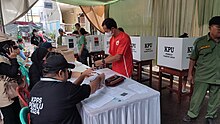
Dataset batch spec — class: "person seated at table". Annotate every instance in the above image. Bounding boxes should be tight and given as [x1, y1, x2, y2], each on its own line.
[29, 54, 105, 124]
[28, 47, 49, 90]
[17, 38, 26, 60]
[39, 42, 55, 52]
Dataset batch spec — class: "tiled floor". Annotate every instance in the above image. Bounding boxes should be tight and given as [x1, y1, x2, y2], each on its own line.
[140, 75, 220, 124]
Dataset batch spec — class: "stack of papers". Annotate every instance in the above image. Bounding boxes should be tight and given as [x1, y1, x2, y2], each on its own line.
[82, 87, 135, 109]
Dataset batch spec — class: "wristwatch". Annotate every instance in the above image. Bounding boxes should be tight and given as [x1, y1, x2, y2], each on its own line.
[102, 59, 105, 64]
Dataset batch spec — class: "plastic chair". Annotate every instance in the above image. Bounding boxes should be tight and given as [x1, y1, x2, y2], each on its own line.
[16, 86, 30, 107]
[19, 106, 31, 124]
[19, 62, 30, 86]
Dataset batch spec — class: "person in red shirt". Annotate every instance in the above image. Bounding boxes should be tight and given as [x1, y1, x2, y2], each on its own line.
[95, 18, 133, 77]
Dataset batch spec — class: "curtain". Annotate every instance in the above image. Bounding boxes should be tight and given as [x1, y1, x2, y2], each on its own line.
[1, 0, 38, 25]
[53, 0, 119, 6]
[80, 6, 106, 33]
[109, 0, 220, 37]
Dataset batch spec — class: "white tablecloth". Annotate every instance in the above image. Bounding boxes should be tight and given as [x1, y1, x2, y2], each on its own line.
[72, 64, 160, 124]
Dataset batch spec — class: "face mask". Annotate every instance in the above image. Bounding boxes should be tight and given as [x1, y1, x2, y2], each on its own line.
[105, 31, 113, 37]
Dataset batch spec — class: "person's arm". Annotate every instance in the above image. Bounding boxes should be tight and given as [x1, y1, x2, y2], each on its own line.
[0, 48, 19, 77]
[79, 44, 84, 56]
[19, 50, 26, 60]
[187, 59, 196, 84]
[187, 39, 198, 84]
[73, 68, 93, 85]
[89, 73, 105, 94]
[94, 54, 122, 67]
[73, 74, 87, 85]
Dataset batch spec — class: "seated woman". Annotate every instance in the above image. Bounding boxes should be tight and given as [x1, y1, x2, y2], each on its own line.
[29, 47, 48, 90]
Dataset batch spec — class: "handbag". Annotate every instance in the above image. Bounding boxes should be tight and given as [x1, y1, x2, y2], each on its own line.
[105, 75, 126, 87]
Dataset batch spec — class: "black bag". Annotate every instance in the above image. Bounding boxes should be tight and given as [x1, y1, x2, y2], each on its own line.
[105, 75, 126, 87]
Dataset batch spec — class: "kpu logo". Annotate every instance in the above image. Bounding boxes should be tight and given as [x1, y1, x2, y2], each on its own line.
[131, 43, 136, 48]
[145, 43, 152, 49]
[187, 47, 193, 53]
[164, 46, 174, 53]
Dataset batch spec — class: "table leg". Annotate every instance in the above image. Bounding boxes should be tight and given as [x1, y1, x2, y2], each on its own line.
[178, 75, 182, 103]
[149, 61, 152, 87]
[158, 68, 162, 92]
[137, 62, 142, 82]
[169, 75, 173, 94]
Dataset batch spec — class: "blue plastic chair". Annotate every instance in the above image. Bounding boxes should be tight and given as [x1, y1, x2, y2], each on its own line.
[19, 62, 30, 86]
[19, 106, 30, 124]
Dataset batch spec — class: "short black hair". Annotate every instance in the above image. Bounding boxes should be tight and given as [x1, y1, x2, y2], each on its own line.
[209, 16, 220, 26]
[17, 38, 23, 43]
[32, 29, 38, 35]
[102, 18, 117, 29]
[79, 28, 87, 35]
[58, 28, 64, 33]
[118, 27, 124, 32]
[75, 23, 80, 27]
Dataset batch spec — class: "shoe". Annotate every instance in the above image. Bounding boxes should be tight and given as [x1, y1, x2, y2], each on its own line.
[182, 115, 195, 122]
[206, 118, 215, 124]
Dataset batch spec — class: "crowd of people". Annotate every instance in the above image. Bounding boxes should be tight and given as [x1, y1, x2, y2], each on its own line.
[0, 16, 219, 124]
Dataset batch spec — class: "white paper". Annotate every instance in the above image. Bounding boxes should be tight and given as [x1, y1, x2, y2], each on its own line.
[128, 84, 149, 94]
[104, 87, 135, 100]
[82, 88, 114, 109]
[95, 68, 115, 79]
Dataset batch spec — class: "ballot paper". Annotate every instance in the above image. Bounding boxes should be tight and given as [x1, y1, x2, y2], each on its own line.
[95, 68, 115, 79]
[82, 88, 114, 109]
[127, 84, 149, 94]
[104, 87, 135, 100]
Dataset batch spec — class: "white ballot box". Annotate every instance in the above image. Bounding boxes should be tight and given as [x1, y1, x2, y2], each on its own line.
[86, 35, 103, 52]
[62, 36, 78, 54]
[130, 36, 157, 61]
[103, 35, 111, 55]
[157, 37, 197, 70]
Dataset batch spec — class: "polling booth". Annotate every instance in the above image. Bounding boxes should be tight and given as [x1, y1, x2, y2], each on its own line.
[62, 36, 79, 54]
[130, 36, 157, 61]
[103, 35, 111, 55]
[157, 37, 197, 103]
[86, 35, 103, 52]
[85, 35, 105, 67]
[130, 36, 157, 84]
[157, 37, 196, 70]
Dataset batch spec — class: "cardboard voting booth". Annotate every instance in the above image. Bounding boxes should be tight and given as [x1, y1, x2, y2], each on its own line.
[157, 37, 197, 70]
[103, 35, 111, 55]
[86, 35, 103, 52]
[130, 36, 157, 61]
[62, 50, 75, 63]
[56, 45, 68, 51]
[62, 36, 78, 54]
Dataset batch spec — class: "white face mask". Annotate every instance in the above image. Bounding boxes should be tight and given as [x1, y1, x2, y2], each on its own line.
[105, 31, 113, 37]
